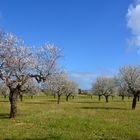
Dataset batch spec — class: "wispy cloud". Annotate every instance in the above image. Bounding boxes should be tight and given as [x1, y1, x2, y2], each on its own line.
[68, 72, 97, 89]
[68, 69, 117, 90]
[127, 0, 140, 52]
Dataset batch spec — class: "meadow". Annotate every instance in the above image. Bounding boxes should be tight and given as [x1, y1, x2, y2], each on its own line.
[0, 95, 140, 140]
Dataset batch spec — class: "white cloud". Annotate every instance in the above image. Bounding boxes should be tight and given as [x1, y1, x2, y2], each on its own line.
[127, 0, 140, 51]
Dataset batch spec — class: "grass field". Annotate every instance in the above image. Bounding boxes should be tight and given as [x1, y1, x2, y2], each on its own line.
[0, 95, 140, 140]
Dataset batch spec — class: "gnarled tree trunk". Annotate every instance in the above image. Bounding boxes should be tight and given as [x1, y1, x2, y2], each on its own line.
[132, 95, 137, 110]
[9, 89, 18, 118]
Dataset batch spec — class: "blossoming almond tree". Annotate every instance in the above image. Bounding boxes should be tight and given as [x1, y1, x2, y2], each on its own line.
[45, 73, 68, 104]
[64, 80, 78, 102]
[0, 31, 62, 118]
[30, 44, 62, 83]
[0, 32, 33, 118]
[92, 77, 115, 102]
[117, 65, 140, 109]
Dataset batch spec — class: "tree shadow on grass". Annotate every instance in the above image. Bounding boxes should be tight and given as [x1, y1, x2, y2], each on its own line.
[78, 106, 130, 110]
[77, 100, 132, 104]
[4, 136, 63, 140]
[47, 99, 58, 102]
[0, 113, 9, 119]
[110, 100, 132, 103]
[76, 101, 103, 104]
[24, 101, 50, 105]
[24, 99, 66, 105]
[4, 138, 49, 140]
[0, 100, 9, 102]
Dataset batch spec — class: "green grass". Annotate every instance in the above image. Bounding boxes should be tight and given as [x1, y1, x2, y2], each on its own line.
[0, 95, 140, 140]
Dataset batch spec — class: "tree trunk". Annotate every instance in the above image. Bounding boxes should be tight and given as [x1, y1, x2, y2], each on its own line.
[91, 96, 92, 99]
[132, 95, 137, 110]
[72, 96, 74, 99]
[4, 95, 6, 99]
[31, 96, 33, 99]
[122, 95, 124, 101]
[99, 95, 101, 101]
[66, 95, 69, 102]
[57, 95, 60, 104]
[138, 96, 140, 102]
[9, 90, 18, 118]
[19, 94, 23, 102]
[105, 96, 108, 103]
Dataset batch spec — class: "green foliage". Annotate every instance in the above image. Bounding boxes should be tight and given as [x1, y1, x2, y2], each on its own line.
[0, 95, 140, 140]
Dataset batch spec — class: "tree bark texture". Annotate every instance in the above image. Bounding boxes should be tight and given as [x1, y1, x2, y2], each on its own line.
[9, 89, 18, 118]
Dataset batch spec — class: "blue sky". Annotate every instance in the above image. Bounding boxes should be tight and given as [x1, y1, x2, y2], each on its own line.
[0, 0, 140, 89]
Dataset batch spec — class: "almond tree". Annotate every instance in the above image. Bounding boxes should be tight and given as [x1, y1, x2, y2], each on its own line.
[45, 73, 67, 104]
[92, 77, 115, 102]
[114, 76, 128, 101]
[117, 65, 140, 109]
[64, 80, 78, 102]
[0, 31, 62, 118]
[0, 32, 33, 118]
[92, 78, 103, 101]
